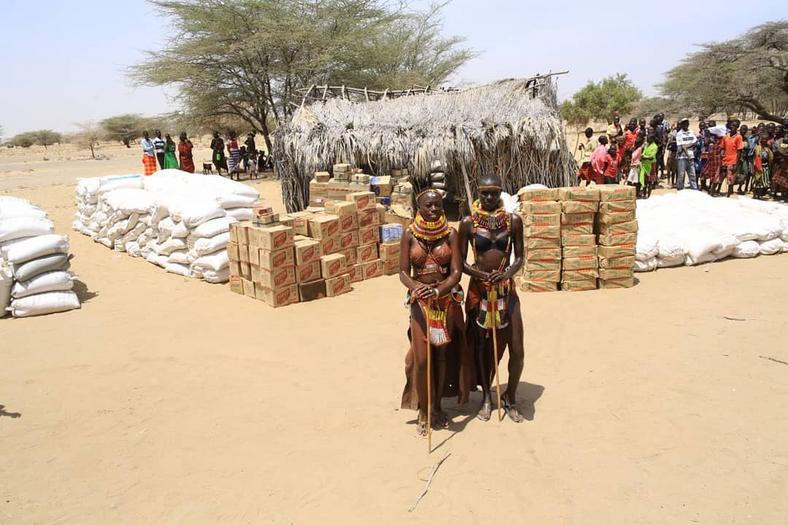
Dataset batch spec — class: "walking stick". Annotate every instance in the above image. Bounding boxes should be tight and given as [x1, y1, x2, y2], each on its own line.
[425, 299, 432, 453]
[489, 287, 503, 422]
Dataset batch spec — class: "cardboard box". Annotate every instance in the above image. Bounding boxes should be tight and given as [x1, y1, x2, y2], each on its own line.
[370, 175, 393, 197]
[525, 247, 561, 261]
[597, 232, 637, 246]
[356, 243, 379, 264]
[562, 233, 597, 247]
[598, 255, 635, 269]
[325, 200, 357, 216]
[599, 276, 635, 289]
[517, 187, 559, 201]
[338, 230, 359, 250]
[525, 236, 561, 250]
[562, 245, 598, 258]
[346, 191, 376, 210]
[359, 225, 381, 245]
[241, 278, 256, 297]
[308, 214, 340, 239]
[561, 200, 599, 213]
[333, 163, 351, 173]
[597, 244, 636, 258]
[309, 179, 329, 197]
[599, 200, 637, 213]
[562, 223, 594, 235]
[240, 262, 252, 280]
[561, 268, 599, 280]
[247, 246, 260, 267]
[384, 209, 413, 230]
[524, 259, 561, 272]
[597, 185, 637, 201]
[596, 220, 638, 235]
[348, 263, 363, 283]
[362, 259, 384, 280]
[320, 253, 347, 279]
[326, 273, 352, 297]
[337, 212, 358, 232]
[339, 247, 357, 266]
[229, 260, 241, 277]
[523, 224, 560, 239]
[597, 210, 636, 225]
[558, 187, 600, 201]
[561, 212, 596, 225]
[314, 171, 331, 183]
[376, 203, 387, 225]
[252, 265, 296, 290]
[255, 212, 278, 224]
[248, 225, 294, 251]
[227, 240, 240, 261]
[515, 278, 559, 292]
[317, 235, 341, 256]
[379, 241, 400, 261]
[524, 214, 560, 227]
[232, 221, 251, 245]
[256, 284, 299, 307]
[289, 211, 313, 236]
[229, 223, 240, 243]
[562, 256, 599, 270]
[521, 269, 560, 282]
[294, 239, 320, 265]
[229, 275, 243, 295]
[520, 201, 561, 215]
[278, 215, 294, 229]
[379, 223, 403, 243]
[239, 244, 250, 263]
[257, 247, 295, 271]
[358, 208, 381, 228]
[299, 279, 327, 302]
[296, 260, 322, 283]
[560, 278, 598, 291]
[598, 267, 635, 280]
[383, 257, 399, 275]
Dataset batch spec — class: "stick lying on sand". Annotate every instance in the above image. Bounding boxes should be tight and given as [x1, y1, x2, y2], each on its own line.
[409, 453, 451, 512]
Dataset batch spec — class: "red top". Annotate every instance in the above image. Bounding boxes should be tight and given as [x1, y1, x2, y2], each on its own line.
[721, 134, 742, 166]
[603, 154, 618, 179]
[624, 130, 638, 150]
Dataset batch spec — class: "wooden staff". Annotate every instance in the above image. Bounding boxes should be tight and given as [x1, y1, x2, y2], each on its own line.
[489, 287, 503, 422]
[425, 299, 433, 453]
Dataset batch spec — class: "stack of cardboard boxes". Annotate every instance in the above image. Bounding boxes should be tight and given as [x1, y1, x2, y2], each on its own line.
[596, 186, 637, 289]
[558, 187, 600, 292]
[516, 187, 562, 292]
[514, 185, 637, 292]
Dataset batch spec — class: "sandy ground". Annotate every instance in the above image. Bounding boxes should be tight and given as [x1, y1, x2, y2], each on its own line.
[1, 143, 787, 524]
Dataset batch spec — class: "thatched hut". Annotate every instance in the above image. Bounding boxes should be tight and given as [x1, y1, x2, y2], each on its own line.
[273, 76, 576, 213]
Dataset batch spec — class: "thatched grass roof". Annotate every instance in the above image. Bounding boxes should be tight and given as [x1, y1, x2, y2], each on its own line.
[273, 77, 576, 212]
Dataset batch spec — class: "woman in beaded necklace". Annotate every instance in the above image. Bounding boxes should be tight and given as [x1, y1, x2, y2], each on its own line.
[459, 173, 526, 423]
[399, 188, 472, 436]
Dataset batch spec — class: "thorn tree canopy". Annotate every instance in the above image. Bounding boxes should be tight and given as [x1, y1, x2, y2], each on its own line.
[660, 21, 788, 124]
[560, 74, 642, 126]
[131, 0, 473, 152]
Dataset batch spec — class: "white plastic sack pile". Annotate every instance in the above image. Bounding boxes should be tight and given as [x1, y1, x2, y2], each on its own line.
[72, 169, 259, 283]
[0, 197, 80, 318]
[634, 190, 788, 272]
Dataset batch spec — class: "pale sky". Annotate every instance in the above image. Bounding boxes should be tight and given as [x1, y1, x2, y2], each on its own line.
[1, 0, 784, 137]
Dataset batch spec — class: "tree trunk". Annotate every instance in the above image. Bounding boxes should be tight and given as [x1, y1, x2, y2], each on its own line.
[743, 97, 787, 124]
[89, 144, 95, 159]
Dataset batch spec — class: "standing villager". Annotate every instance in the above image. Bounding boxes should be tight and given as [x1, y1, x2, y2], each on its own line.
[675, 118, 698, 190]
[771, 137, 788, 201]
[590, 135, 610, 185]
[694, 122, 706, 180]
[736, 125, 756, 194]
[751, 133, 773, 199]
[576, 127, 596, 183]
[163, 134, 179, 169]
[639, 135, 658, 199]
[177, 132, 195, 173]
[666, 125, 678, 187]
[620, 119, 638, 176]
[606, 116, 623, 143]
[400, 189, 471, 435]
[210, 131, 227, 175]
[720, 122, 743, 197]
[152, 130, 166, 170]
[603, 144, 618, 184]
[141, 131, 157, 176]
[654, 114, 668, 179]
[704, 131, 725, 195]
[627, 136, 645, 193]
[459, 174, 526, 422]
[244, 132, 257, 157]
[226, 131, 241, 180]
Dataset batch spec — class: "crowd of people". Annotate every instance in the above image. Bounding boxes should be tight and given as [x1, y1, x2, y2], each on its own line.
[140, 129, 271, 178]
[577, 115, 788, 201]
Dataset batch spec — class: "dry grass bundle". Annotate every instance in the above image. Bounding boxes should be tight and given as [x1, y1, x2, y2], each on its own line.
[273, 77, 576, 212]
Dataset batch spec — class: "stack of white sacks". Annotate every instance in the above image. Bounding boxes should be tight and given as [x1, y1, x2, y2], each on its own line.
[0, 197, 81, 318]
[634, 191, 788, 271]
[72, 169, 258, 283]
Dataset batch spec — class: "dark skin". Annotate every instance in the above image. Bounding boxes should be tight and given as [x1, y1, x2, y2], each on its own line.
[399, 192, 463, 435]
[459, 174, 525, 422]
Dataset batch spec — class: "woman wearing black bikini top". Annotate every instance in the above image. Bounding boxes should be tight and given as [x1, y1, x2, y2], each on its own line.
[459, 173, 526, 422]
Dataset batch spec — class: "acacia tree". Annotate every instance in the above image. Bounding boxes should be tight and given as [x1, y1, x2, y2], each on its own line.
[73, 123, 104, 159]
[33, 130, 62, 149]
[560, 74, 642, 126]
[132, 0, 472, 152]
[100, 114, 148, 147]
[660, 21, 788, 123]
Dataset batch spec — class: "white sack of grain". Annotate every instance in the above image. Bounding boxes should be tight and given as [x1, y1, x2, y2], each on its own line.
[9, 290, 81, 318]
[12, 271, 73, 299]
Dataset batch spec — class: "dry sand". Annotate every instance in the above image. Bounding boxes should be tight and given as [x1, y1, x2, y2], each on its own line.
[1, 143, 787, 524]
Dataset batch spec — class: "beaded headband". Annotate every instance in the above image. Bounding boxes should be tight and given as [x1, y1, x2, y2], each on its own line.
[416, 188, 441, 202]
[478, 185, 502, 191]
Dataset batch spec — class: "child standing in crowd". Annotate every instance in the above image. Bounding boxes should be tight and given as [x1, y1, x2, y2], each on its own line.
[704, 133, 725, 196]
[720, 121, 743, 197]
[639, 135, 658, 199]
[603, 144, 619, 184]
[590, 135, 610, 185]
[751, 133, 773, 199]
[627, 137, 644, 194]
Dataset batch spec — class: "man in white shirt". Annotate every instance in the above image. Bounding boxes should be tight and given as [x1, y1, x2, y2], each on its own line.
[152, 130, 166, 169]
[675, 118, 698, 190]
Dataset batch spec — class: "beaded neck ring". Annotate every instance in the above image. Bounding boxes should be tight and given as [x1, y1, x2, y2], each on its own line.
[471, 198, 509, 231]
